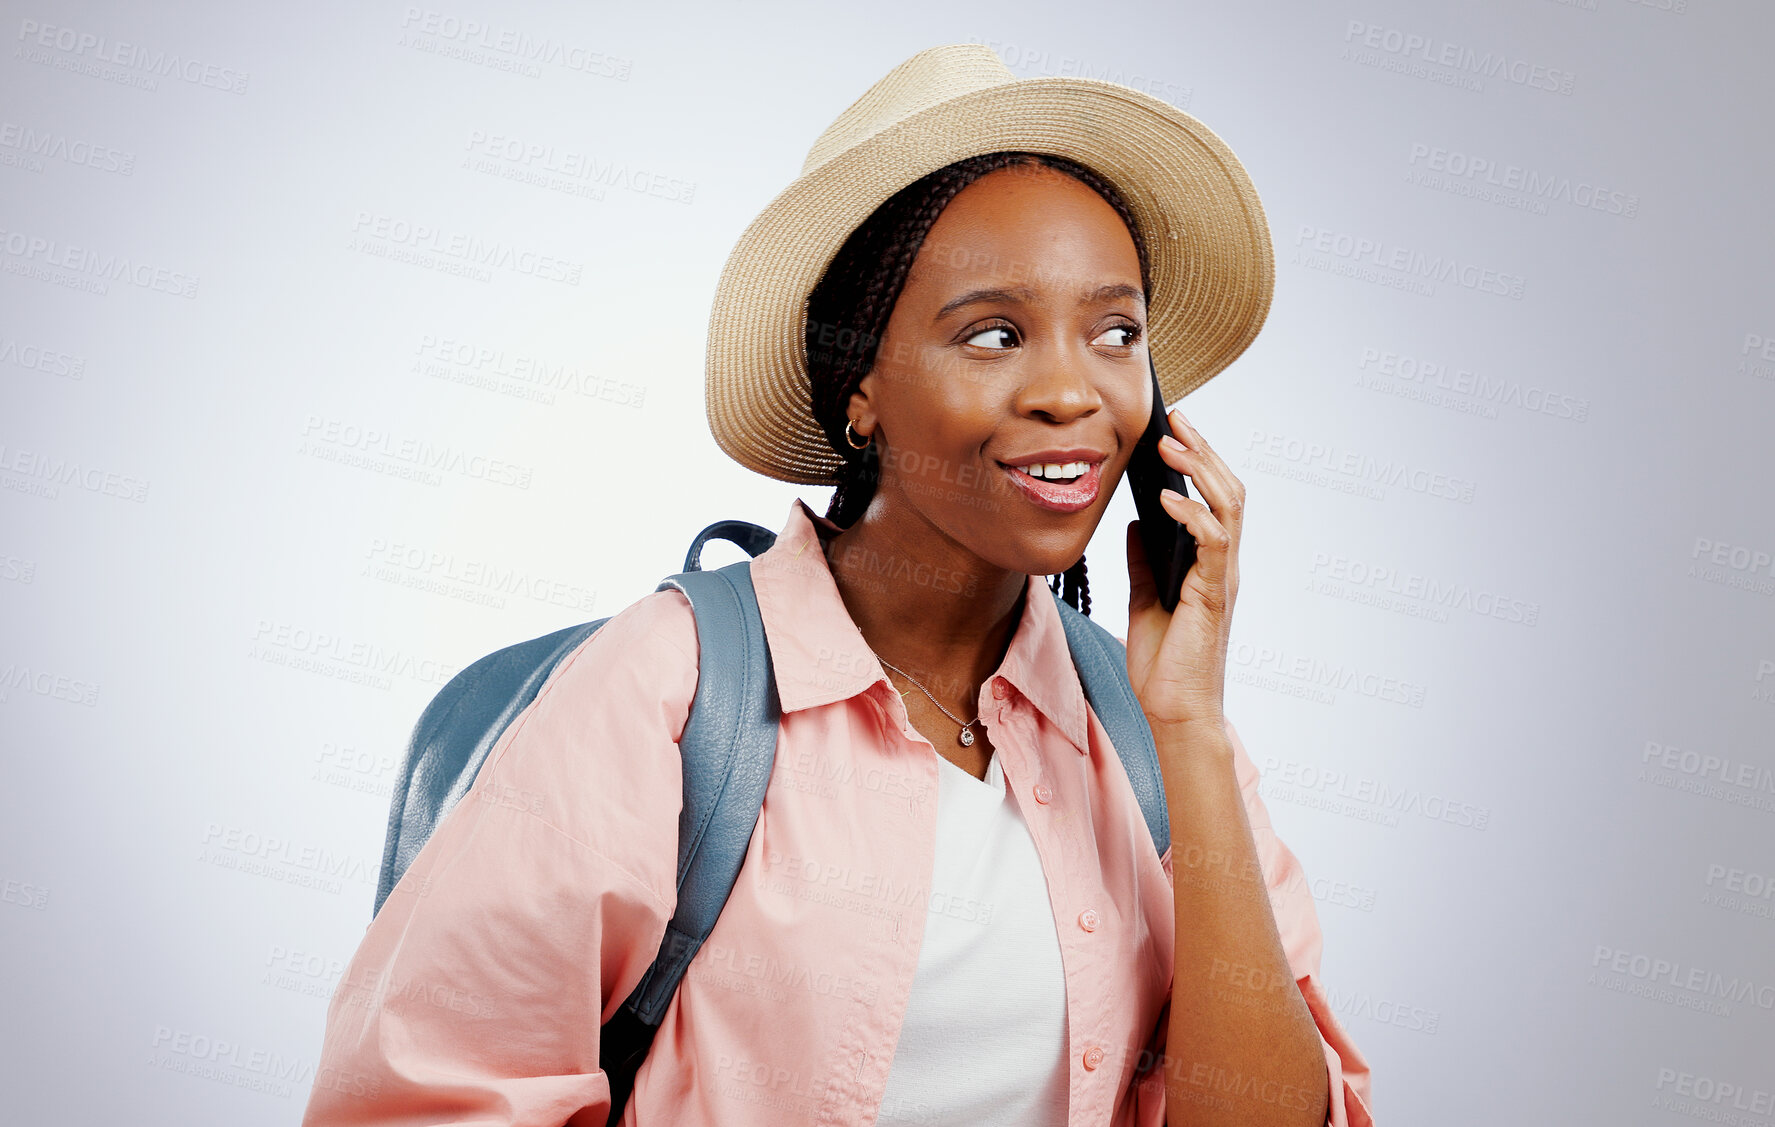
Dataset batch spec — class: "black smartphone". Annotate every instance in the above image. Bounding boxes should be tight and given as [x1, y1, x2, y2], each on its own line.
[1123, 354, 1197, 612]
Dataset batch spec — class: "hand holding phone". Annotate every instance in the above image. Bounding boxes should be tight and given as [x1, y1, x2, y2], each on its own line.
[1123, 355, 1198, 612]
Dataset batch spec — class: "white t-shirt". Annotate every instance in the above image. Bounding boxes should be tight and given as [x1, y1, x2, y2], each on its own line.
[873, 748, 1070, 1126]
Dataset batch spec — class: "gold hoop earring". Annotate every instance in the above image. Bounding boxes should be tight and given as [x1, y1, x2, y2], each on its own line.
[844, 420, 871, 450]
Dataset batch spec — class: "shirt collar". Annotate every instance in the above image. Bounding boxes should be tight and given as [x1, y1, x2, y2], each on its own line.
[748, 499, 1092, 755]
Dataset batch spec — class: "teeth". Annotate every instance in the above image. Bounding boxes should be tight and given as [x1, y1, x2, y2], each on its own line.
[1017, 461, 1090, 481]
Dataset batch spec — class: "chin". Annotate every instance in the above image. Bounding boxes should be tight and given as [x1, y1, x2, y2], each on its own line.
[997, 529, 1100, 579]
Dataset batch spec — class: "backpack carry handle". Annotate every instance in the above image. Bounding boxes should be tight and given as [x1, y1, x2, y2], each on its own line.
[683, 520, 777, 571]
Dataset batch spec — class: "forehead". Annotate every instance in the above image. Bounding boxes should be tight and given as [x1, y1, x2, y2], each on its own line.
[906, 165, 1144, 297]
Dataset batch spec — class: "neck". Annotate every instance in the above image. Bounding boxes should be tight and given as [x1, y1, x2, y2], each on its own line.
[817, 496, 1027, 710]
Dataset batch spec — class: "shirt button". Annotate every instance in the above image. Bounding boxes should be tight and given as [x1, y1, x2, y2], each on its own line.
[1032, 783, 1053, 804]
[1082, 1045, 1105, 1071]
[991, 678, 1011, 700]
[1078, 909, 1100, 932]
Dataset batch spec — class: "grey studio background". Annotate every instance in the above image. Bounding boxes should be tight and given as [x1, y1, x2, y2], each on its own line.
[3, 1, 1772, 1123]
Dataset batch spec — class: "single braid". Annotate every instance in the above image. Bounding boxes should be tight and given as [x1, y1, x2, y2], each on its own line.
[1064, 554, 1091, 618]
[805, 151, 1151, 616]
[1045, 555, 1090, 617]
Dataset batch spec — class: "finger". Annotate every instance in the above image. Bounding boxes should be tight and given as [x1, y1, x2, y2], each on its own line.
[1164, 431, 1249, 550]
[1167, 409, 1243, 508]
[1126, 519, 1158, 613]
[1159, 487, 1232, 603]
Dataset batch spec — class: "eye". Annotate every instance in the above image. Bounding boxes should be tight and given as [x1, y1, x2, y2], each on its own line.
[1094, 323, 1143, 348]
[963, 322, 1018, 350]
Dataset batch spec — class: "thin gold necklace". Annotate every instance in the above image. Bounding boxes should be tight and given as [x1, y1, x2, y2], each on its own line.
[877, 658, 982, 747]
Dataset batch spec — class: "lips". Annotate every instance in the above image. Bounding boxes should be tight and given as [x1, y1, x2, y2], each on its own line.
[998, 459, 1103, 513]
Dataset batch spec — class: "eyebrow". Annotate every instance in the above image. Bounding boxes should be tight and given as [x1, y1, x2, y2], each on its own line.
[933, 282, 1145, 321]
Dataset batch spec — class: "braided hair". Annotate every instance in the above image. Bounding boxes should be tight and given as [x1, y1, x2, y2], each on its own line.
[804, 151, 1153, 618]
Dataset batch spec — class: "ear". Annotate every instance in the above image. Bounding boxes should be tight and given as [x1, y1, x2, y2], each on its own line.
[846, 377, 879, 440]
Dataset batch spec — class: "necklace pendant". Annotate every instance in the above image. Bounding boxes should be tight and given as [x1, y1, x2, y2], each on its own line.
[959, 727, 975, 747]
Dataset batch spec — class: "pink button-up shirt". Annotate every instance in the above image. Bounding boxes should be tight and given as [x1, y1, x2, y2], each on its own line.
[302, 499, 1374, 1126]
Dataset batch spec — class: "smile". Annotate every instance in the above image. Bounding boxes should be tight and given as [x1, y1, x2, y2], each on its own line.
[997, 458, 1105, 513]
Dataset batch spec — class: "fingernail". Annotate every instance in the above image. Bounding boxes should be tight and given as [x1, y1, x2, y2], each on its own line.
[1160, 434, 1185, 453]
[1170, 408, 1191, 428]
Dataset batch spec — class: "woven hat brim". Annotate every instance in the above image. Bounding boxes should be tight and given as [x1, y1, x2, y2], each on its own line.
[706, 77, 1275, 486]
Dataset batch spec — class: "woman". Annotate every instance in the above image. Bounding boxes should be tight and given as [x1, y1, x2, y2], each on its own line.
[303, 44, 1373, 1126]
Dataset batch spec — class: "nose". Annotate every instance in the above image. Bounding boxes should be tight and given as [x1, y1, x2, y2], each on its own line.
[1013, 345, 1104, 425]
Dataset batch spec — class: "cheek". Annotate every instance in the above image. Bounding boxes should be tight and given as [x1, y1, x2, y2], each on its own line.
[884, 427, 972, 488]
[881, 390, 1000, 468]
[1112, 396, 1151, 453]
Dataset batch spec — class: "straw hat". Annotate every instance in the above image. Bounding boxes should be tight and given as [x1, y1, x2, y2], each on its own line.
[705, 42, 1274, 486]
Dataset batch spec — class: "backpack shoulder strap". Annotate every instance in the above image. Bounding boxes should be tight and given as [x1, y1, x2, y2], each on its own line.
[375, 618, 608, 916]
[599, 556, 779, 1123]
[1050, 592, 1172, 858]
[620, 558, 781, 1021]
